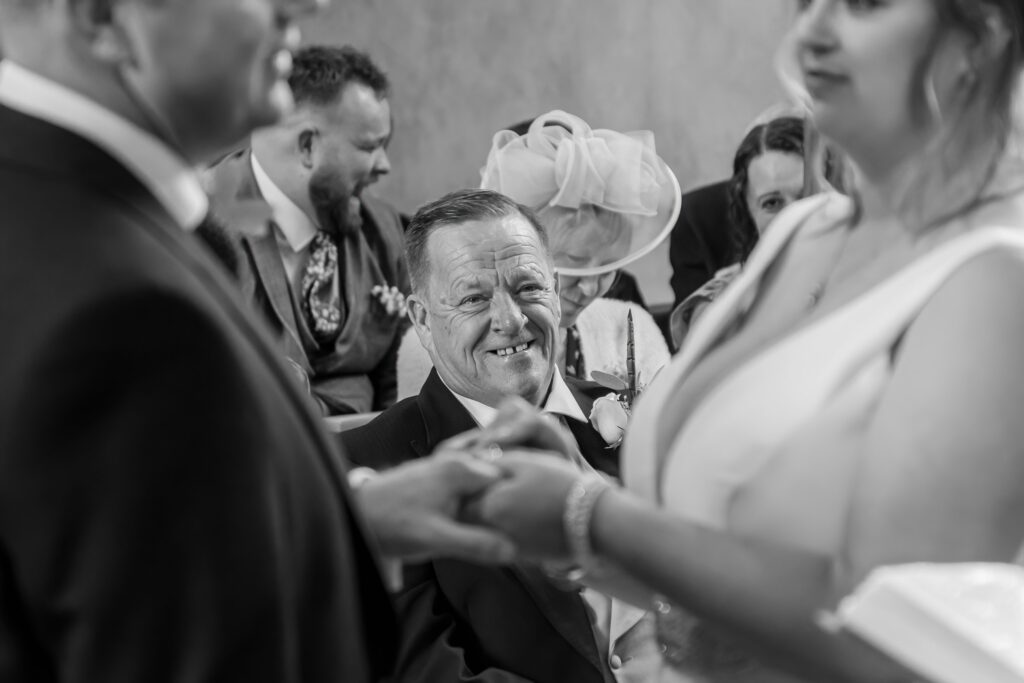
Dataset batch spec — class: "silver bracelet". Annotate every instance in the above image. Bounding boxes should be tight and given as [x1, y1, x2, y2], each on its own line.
[562, 473, 612, 575]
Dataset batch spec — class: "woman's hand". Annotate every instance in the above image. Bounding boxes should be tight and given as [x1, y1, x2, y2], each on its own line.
[463, 451, 580, 562]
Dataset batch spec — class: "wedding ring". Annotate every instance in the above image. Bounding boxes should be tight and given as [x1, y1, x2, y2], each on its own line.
[481, 443, 503, 461]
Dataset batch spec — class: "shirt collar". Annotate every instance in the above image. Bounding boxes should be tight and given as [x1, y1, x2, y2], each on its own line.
[0, 60, 208, 231]
[445, 370, 587, 428]
[250, 152, 318, 252]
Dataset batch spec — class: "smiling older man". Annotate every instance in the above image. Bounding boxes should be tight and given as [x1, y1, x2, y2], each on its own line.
[341, 188, 658, 683]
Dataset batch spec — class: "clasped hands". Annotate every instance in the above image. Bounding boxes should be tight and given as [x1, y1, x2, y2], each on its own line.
[355, 397, 588, 565]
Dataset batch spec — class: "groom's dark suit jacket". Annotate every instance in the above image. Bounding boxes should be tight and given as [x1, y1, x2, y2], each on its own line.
[0, 104, 396, 682]
[341, 370, 620, 683]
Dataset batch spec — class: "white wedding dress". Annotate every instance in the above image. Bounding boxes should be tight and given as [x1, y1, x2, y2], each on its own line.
[623, 190, 1024, 682]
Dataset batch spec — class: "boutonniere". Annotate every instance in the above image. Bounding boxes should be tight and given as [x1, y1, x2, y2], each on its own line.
[371, 284, 407, 317]
[588, 310, 641, 448]
[588, 392, 630, 448]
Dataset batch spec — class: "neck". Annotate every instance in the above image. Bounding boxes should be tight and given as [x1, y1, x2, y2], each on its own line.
[4, 43, 197, 163]
[849, 132, 1004, 230]
[251, 137, 316, 222]
[842, 126, 928, 224]
[851, 163, 910, 224]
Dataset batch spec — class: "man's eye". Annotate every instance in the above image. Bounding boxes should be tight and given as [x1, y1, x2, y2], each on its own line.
[461, 295, 486, 306]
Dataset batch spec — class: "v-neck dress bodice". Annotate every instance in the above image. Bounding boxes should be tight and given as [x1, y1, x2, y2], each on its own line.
[622, 191, 1024, 681]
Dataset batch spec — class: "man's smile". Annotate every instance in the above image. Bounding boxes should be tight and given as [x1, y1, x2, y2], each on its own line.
[494, 342, 531, 357]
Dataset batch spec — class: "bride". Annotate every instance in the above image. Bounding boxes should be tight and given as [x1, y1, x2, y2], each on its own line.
[459, 1, 1024, 681]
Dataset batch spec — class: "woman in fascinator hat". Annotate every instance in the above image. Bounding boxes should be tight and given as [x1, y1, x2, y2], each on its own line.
[479, 110, 678, 388]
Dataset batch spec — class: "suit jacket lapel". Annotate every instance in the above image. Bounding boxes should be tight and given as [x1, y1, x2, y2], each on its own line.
[414, 370, 609, 677]
[413, 370, 477, 456]
[246, 225, 308, 366]
[510, 565, 609, 677]
[227, 152, 309, 368]
[564, 380, 621, 480]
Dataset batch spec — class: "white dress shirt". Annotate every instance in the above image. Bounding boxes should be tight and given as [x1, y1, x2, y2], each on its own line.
[250, 153, 318, 286]
[446, 370, 587, 428]
[0, 60, 208, 231]
[249, 152, 346, 308]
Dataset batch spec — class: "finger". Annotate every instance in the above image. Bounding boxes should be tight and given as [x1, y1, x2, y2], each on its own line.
[437, 428, 488, 452]
[442, 455, 506, 494]
[427, 521, 517, 564]
[490, 452, 582, 483]
[481, 397, 546, 440]
[494, 418, 575, 456]
[478, 409, 572, 454]
[454, 456, 504, 481]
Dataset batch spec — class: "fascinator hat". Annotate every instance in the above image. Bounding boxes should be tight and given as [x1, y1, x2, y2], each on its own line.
[480, 110, 681, 276]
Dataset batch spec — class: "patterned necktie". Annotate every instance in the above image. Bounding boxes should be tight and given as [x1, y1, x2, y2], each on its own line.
[301, 231, 344, 346]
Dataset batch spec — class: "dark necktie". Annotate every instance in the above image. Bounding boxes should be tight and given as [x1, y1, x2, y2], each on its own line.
[564, 325, 586, 379]
[301, 231, 344, 346]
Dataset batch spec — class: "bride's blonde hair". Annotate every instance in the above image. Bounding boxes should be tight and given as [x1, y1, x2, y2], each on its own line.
[903, 0, 1024, 231]
[779, 0, 1024, 234]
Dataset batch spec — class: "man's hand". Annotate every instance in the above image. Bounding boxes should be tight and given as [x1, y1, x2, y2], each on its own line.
[355, 454, 517, 564]
[443, 395, 577, 457]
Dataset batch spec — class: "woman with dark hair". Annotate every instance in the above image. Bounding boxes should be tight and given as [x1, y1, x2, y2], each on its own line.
[671, 115, 824, 346]
[727, 115, 809, 263]
[460, 1, 1024, 681]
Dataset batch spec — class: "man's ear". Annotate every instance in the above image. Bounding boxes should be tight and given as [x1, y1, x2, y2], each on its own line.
[968, 6, 1012, 74]
[69, 0, 134, 66]
[406, 293, 433, 351]
[297, 127, 317, 169]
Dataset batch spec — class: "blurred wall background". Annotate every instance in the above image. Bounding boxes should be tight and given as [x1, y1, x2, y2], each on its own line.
[301, 0, 794, 305]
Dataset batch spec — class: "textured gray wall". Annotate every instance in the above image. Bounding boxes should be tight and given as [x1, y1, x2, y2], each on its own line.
[301, 0, 793, 305]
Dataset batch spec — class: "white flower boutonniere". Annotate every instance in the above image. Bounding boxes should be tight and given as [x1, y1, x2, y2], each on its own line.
[587, 309, 644, 448]
[371, 284, 407, 317]
[589, 393, 630, 448]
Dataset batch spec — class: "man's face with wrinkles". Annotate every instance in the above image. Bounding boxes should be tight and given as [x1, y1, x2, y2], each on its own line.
[409, 215, 560, 407]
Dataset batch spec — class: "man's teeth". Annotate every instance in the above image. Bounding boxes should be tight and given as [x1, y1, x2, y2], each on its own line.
[496, 343, 529, 357]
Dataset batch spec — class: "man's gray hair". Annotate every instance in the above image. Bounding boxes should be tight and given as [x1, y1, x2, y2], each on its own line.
[404, 189, 548, 292]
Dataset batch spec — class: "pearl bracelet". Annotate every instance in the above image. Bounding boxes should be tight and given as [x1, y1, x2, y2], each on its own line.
[562, 473, 613, 575]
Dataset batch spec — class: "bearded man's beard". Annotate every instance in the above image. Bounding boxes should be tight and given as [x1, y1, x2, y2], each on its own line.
[308, 169, 363, 238]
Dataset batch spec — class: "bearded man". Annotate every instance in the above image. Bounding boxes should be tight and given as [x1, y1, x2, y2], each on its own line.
[208, 44, 407, 415]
